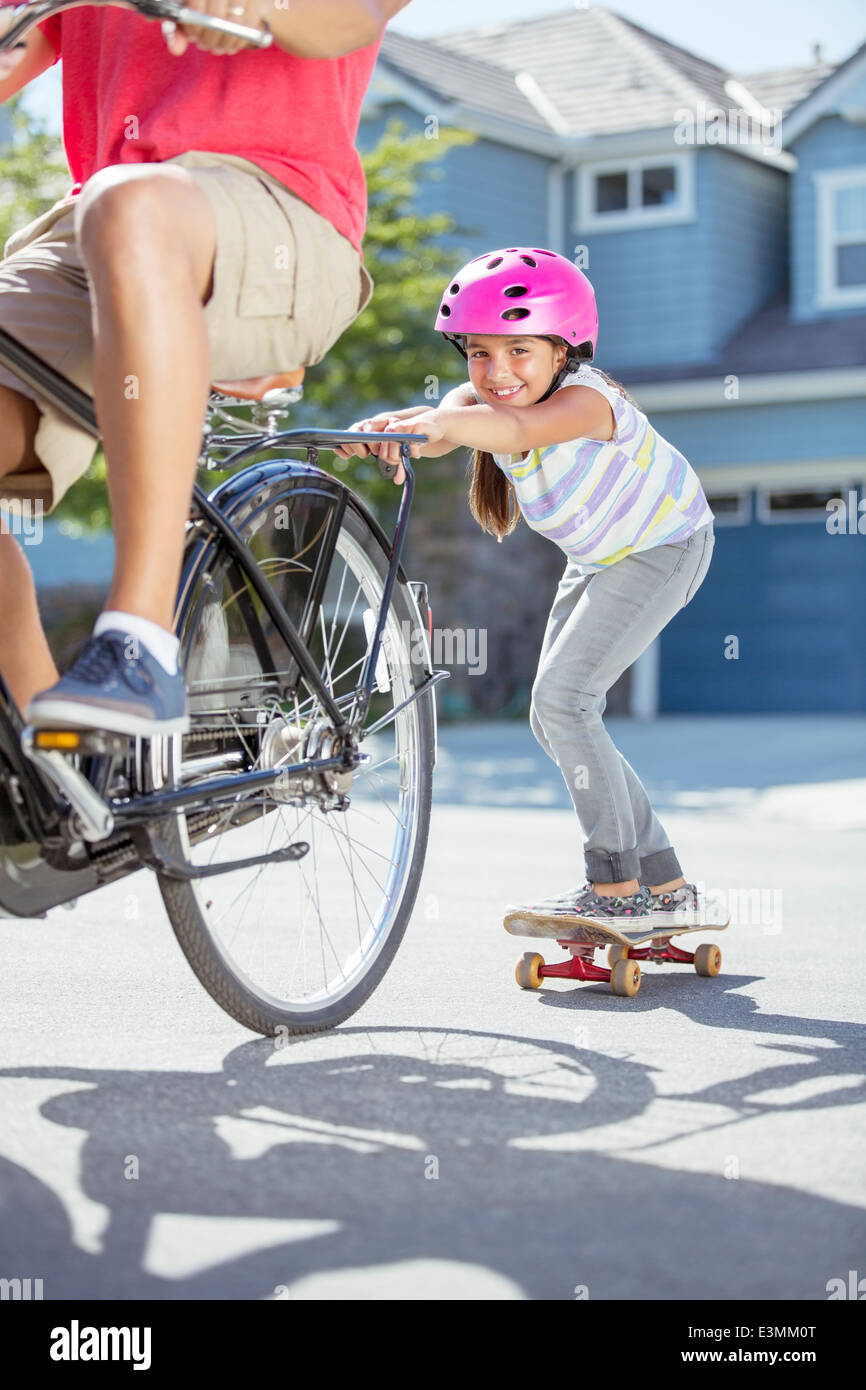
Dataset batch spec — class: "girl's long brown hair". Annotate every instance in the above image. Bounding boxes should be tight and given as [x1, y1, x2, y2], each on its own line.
[468, 363, 639, 542]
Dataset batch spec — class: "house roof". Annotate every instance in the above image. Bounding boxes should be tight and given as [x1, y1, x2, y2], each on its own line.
[388, 5, 835, 141]
[607, 289, 866, 385]
[781, 38, 866, 145]
[377, 31, 552, 133]
[735, 62, 839, 118]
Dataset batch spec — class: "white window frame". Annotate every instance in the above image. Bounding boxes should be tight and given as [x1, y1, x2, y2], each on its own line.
[756, 483, 858, 525]
[705, 489, 751, 526]
[815, 167, 866, 310]
[575, 152, 696, 234]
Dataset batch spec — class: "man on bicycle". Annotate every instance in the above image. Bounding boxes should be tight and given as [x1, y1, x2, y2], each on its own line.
[0, 0, 409, 737]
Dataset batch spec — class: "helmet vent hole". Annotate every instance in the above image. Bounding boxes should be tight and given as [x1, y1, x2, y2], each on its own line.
[503, 285, 528, 298]
[486, 256, 503, 269]
[519, 255, 537, 267]
[501, 307, 530, 321]
[439, 304, 451, 317]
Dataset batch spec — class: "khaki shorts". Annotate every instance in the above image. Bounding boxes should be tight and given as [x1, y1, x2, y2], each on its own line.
[0, 150, 374, 512]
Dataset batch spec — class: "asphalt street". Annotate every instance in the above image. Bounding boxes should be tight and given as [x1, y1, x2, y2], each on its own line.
[0, 715, 864, 1300]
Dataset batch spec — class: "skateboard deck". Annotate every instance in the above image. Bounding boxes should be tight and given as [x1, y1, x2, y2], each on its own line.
[504, 906, 729, 997]
[504, 909, 729, 947]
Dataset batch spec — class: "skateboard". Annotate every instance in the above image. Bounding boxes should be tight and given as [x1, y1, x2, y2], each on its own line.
[504, 906, 729, 998]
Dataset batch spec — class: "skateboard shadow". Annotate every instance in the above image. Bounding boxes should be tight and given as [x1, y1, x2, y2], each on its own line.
[534, 971, 866, 1116]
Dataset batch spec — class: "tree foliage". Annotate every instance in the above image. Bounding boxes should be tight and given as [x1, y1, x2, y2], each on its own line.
[0, 92, 69, 248]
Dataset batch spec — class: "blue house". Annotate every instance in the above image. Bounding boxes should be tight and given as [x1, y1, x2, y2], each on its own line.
[371, 6, 866, 713]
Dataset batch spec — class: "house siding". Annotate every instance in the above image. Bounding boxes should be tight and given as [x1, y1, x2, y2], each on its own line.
[359, 103, 551, 254]
[570, 148, 788, 370]
[643, 396, 866, 466]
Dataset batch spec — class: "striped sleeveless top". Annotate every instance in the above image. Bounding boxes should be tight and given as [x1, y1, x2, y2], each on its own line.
[492, 365, 714, 570]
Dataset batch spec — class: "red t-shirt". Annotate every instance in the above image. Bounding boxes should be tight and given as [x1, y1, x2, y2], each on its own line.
[32, 9, 379, 250]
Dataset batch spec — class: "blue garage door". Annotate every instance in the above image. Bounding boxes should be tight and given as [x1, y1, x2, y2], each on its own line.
[660, 485, 866, 712]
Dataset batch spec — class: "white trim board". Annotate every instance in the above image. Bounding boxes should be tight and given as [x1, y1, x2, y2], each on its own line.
[694, 458, 866, 488]
[631, 368, 866, 410]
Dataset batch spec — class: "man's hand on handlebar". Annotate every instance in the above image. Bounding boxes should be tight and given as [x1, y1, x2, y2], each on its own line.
[163, 0, 271, 56]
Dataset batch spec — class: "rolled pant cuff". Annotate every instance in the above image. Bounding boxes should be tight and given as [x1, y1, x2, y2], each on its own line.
[639, 848, 683, 885]
[585, 847, 642, 883]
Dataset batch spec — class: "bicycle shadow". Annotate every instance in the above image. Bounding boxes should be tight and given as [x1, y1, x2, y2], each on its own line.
[0, 1026, 861, 1300]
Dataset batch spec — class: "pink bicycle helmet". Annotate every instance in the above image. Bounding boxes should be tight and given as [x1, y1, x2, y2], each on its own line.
[435, 246, 598, 360]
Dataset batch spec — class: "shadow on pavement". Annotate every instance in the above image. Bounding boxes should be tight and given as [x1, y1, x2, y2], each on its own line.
[0, 1024, 862, 1300]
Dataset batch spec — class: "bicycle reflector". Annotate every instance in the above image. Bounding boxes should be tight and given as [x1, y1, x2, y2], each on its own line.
[34, 730, 82, 750]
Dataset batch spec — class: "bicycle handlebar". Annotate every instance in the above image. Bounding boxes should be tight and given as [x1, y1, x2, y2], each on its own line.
[0, 0, 273, 51]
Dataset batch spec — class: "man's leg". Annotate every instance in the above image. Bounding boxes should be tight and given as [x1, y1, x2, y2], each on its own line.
[74, 165, 217, 631]
[22, 167, 218, 734]
[0, 385, 61, 711]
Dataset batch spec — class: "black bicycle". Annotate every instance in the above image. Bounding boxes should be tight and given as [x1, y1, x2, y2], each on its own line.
[0, 0, 445, 1036]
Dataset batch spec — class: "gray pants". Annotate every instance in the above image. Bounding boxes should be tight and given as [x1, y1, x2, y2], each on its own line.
[529, 522, 715, 885]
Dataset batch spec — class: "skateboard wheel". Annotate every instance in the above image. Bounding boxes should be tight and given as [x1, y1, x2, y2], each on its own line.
[694, 943, 722, 977]
[611, 958, 641, 997]
[608, 944, 629, 966]
[515, 952, 545, 990]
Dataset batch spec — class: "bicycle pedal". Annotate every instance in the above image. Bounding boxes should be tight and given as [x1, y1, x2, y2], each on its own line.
[20, 727, 115, 843]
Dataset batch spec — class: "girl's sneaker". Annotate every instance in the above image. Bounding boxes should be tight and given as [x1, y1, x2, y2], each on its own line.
[506, 881, 653, 926]
[646, 882, 729, 928]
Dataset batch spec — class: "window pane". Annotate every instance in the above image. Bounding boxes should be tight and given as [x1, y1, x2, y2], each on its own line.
[706, 493, 745, 515]
[835, 184, 866, 237]
[765, 488, 843, 512]
[596, 172, 628, 213]
[837, 242, 866, 287]
[642, 166, 676, 206]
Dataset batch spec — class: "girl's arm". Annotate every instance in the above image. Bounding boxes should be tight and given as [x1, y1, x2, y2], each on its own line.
[414, 381, 478, 457]
[388, 384, 615, 457]
[334, 382, 477, 460]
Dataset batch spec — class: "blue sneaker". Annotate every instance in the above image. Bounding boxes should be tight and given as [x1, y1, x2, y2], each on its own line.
[25, 630, 188, 737]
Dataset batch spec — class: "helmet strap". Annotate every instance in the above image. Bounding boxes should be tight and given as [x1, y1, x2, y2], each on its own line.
[538, 338, 582, 402]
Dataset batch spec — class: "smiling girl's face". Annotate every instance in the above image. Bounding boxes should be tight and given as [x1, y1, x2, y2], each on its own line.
[464, 334, 568, 407]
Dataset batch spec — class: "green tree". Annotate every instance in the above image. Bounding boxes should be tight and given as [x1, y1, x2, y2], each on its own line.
[0, 92, 68, 248]
[290, 118, 476, 506]
[296, 119, 476, 506]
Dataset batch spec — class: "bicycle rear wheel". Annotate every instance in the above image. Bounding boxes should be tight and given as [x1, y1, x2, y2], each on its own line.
[152, 463, 435, 1035]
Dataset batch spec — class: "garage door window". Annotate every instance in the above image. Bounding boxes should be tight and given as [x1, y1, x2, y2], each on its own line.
[756, 486, 854, 523]
[706, 490, 750, 525]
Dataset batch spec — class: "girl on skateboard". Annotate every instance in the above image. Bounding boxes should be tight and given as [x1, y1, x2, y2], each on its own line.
[338, 247, 715, 928]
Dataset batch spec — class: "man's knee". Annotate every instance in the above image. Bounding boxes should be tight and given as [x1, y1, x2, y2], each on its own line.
[75, 167, 216, 299]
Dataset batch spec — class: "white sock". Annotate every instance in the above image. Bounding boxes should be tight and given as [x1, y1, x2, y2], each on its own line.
[93, 610, 180, 676]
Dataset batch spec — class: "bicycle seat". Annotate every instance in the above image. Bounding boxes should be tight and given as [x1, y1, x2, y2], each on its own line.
[210, 369, 306, 400]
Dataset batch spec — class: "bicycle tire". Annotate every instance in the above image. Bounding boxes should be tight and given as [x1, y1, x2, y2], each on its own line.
[152, 462, 435, 1036]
